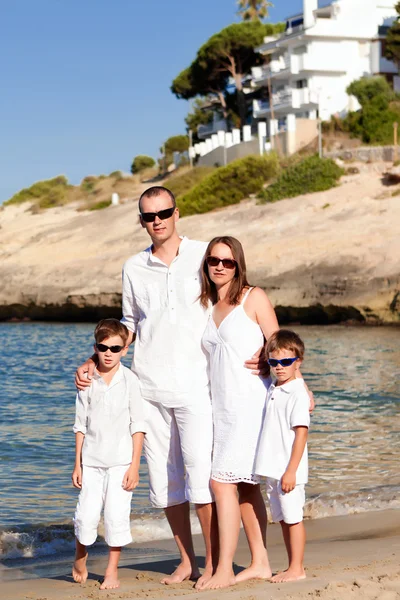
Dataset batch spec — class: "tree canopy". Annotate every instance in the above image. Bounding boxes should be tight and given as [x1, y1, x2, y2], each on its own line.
[385, 2, 400, 66]
[131, 155, 155, 174]
[237, 0, 272, 21]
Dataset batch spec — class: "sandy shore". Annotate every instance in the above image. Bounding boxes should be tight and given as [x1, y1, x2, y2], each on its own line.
[2, 510, 399, 600]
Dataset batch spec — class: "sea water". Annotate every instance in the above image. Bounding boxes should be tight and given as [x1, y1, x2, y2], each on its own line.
[1, 323, 399, 570]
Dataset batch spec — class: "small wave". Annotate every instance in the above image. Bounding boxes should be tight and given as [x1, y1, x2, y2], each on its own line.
[2, 486, 399, 561]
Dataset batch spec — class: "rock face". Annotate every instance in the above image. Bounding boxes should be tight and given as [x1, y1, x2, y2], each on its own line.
[1, 163, 399, 325]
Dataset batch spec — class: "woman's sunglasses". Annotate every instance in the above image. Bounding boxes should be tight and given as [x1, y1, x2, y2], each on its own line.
[267, 357, 299, 367]
[96, 343, 125, 353]
[140, 207, 175, 223]
[206, 256, 237, 270]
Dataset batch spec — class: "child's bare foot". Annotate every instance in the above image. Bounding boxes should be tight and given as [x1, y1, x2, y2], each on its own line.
[72, 553, 88, 584]
[100, 567, 120, 590]
[200, 568, 236, 590]
[271, 567, 306, 583]
[235, 558, 272, 583]
[161, 562, 200, 585]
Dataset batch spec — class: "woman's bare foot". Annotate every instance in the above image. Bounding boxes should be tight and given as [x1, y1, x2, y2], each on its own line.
[271, 567, 306, 583]
[235, 559, 272, 584]
[100, 567, 120, 590]
[161, 562, 200, 585]
[195, 566, 214, 590]
[201, 568, 236, 590]
[72, 551, 88, 584]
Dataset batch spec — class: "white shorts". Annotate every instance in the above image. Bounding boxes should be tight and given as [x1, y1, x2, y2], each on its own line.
[74, 464, 133, 547]
[143, 393, 213, 508]
[266, 477, 305, 525]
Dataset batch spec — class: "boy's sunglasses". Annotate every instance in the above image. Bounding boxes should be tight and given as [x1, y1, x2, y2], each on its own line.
[206, 256, 237, 269]
[267, 357, 299, 367]
[96, 343, 125, 353]
[140, 207, 175, 223]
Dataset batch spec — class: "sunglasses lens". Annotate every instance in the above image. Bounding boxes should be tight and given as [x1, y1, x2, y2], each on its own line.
[141, 212, 156, 223]
[280, 359, 293, 367]
[222, 259, 236, 269]
[96, 344, 123, 353]
[158, 207, 175, 220]
[110, 346, 123, 353]
[268, 359, 279, 367]
[206, 257, 220, 267]
[96, 344, 108, 352]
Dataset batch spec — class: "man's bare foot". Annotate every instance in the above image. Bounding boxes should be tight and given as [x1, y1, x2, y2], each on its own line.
[72, 552, 88, 584]
[100, 567, 120, 590]
[161, 562, 200, 585]
[194, 566, 214, 590]
[235, 559, 272, 584]
[271, 568, 306, 583]
[201, 569, 236, 590]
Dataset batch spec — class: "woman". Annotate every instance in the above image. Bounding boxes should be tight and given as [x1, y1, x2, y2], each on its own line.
[198, 236, 279, 590]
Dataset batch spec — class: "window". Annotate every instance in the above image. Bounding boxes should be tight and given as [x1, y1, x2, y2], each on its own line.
[296, 79, 308, 89]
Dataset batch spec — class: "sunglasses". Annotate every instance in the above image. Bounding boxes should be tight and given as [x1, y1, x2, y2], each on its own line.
[140, 207, 175, 223]
[96, 343, 125, 353]
[267, 357, 299, 367]
[206, 256, 237, 270]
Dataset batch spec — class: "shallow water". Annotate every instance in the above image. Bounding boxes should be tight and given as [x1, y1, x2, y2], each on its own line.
[1, 323, 399, 564]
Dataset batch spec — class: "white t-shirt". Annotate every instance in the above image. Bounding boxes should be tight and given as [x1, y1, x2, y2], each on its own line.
[73, 364, 148, 468]
[255, 378, 310, 484]
[121, 237, 210, 407]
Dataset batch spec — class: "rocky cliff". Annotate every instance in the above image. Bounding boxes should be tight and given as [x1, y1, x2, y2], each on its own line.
[1, 163, 399, 324]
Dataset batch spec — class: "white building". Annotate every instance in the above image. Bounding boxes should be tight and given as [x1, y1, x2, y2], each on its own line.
[252, 0, 399, 134]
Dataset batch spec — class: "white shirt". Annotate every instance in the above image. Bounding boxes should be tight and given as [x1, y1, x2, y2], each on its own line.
[73, 364, 148, 468]
[121, 237, 210, 407]
[255, 378, 310, 484]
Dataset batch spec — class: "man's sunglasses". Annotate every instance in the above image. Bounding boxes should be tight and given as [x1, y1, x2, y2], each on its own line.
[206, 256, 237, 270]
[140, 207, 175, 223]
[267, 357, 299, 367]
[96, 343, 125, 353]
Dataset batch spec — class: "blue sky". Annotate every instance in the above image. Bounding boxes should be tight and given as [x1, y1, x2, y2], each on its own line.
[0, 0, 330, 202]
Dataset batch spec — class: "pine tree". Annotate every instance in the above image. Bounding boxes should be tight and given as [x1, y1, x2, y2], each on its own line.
[237, 0, 272, 22]
[385, 2, 400, 67]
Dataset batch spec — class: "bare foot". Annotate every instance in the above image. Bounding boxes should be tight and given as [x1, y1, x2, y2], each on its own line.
[271, 568, 306, 583]
[72, 553, 88, 584]
[160, 562, 200, 585]
[235, 559, 272, 584]
[195, 566, 214, 590]
[100, 568, 120, 590]
[201, 569, 236, 590]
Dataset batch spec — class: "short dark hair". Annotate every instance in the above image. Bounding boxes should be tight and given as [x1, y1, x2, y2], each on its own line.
[265, 329, 305, 361]
[94, 318, 129, 345]
[138, 186, 176, 213]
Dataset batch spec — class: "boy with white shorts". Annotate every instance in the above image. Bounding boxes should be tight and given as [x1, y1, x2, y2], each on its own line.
[256, 329, 310, 583]
[71, 319, 147, 590]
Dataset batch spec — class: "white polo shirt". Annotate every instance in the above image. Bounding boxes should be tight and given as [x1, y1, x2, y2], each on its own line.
[73, 364, 148, 468]
[255, 378, 310, 484]
[121, 237, 210, 407]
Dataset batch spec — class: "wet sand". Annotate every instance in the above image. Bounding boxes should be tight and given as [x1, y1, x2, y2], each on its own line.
[2, 509, 399, 600]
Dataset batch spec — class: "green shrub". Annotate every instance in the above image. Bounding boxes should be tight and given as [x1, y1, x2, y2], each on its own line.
[165, 166, 215, 198]
[88, 200, 112, 211]
[109, 170, 123, 179]
[258, 155, 344, 203]
[80, 176, 98, 194]
[4, 175, 70, 206]
[131, 155, 156, 174]
[177, 154, 279, 216]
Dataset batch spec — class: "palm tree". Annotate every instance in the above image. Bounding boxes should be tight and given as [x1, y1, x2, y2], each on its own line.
[237, 0, 272, 21]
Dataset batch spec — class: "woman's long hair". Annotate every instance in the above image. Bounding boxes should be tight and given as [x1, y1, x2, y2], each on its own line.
[199, 236, 250, 308]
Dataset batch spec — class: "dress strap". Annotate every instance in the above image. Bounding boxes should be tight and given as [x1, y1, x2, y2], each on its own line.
[240, 286, 254, 305]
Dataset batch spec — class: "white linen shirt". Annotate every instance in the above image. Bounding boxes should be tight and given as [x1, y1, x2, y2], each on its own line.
[121, 237, 210, 408]
[255, 378, 310, 484]
[73, 364, 147, 468]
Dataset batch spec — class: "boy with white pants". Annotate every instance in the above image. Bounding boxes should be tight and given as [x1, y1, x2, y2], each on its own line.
[256, 329, 310, 583]
[72, 319, 147, 590]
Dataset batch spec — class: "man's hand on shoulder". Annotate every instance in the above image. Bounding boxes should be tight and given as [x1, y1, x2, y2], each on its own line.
[75, 358, 96, 391]
[244, 346, 271, 377]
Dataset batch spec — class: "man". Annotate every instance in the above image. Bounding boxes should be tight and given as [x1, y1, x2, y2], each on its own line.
[75, 186, 273, 586]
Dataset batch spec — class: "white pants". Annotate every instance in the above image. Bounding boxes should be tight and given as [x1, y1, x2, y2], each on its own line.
[143, 394, 214, 508]
[74, 464, 133, 547]
[266, 478, 305, 525]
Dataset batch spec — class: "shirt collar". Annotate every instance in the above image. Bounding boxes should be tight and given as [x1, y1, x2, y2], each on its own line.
[271, 378, 304, 393]
[93, 363, 124, 387]
[146, 236, 188, 266]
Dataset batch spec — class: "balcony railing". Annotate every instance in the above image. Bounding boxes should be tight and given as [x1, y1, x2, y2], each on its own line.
[197, 119, 227, 139]
[252, 55, 290, 83]
[253, 87, 318, 115]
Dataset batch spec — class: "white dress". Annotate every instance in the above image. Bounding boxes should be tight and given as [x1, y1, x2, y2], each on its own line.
[202, 288, 271, 484]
